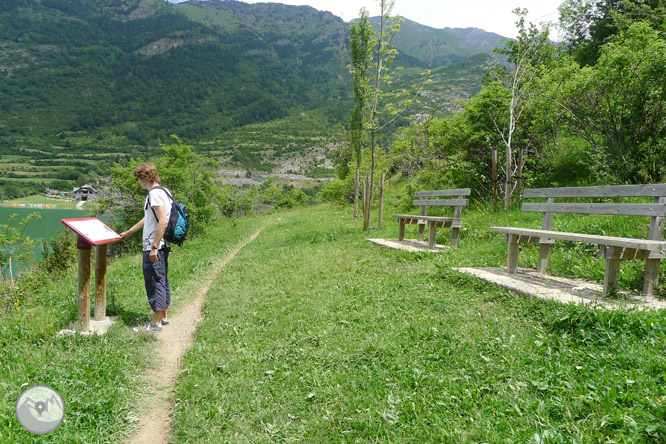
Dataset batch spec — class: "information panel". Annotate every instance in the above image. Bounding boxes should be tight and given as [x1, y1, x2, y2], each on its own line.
[62, 217, 122, 246]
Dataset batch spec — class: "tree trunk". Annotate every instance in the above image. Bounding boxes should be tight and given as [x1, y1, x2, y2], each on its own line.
[369, 129, 375, 219]
[516, 148, 525, 207]
[504, 143, 512, 210]
[8, 255, 14, 289]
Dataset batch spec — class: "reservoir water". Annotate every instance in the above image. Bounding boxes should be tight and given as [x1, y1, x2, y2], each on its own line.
[0, 206, 86, 274]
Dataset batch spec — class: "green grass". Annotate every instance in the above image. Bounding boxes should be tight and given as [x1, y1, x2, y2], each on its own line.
[0, 215, 271, 443]
[2, 201, 666, 442]
[169, 204, 666, 443]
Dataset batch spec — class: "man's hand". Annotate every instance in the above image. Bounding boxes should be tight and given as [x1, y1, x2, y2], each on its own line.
[122, 218, 144, 241]
[149, 248, 159, 263]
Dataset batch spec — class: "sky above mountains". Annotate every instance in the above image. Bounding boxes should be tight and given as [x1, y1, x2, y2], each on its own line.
[168, 0, 563, 39]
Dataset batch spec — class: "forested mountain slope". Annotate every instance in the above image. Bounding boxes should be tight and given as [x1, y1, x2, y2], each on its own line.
[0, 0, 502, 192]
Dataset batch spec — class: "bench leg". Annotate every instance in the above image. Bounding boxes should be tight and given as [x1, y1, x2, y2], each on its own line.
[428, 223, 437, 250]
[417, 223, 425, 242]
[643, 258, 661, 296]
[398, 221, 405, 241]
[603, 248, 621, 296]
[507, 234, 519, 273]
[450, 227, 460, 249]
[538, 243, 551, 274]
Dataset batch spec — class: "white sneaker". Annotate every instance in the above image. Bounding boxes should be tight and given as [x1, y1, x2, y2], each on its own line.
[133, 322, 162, 333]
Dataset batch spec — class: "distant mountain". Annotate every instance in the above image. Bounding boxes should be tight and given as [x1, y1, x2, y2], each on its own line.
[378, 17, 506, 67]
[0, 0, 505, 181]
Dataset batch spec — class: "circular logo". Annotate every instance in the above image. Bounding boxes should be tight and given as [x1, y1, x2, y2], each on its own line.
[15, 385, 65, 435]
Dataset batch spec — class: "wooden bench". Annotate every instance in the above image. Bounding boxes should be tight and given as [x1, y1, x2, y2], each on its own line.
[393, 189, 471, 250]
[490, 184, 666, 296]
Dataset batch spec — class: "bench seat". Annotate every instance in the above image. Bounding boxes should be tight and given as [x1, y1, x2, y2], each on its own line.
[492, 184, 666, 296]
[491, 227, 666, 252]
[391, 189, 470, 250]
[393, 215, 462, 227]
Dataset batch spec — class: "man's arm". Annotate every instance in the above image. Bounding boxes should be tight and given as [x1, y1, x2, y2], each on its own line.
[121, 218, 145, 240]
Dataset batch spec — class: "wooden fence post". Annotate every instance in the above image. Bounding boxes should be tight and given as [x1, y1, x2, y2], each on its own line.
[363, 171, 371, 231]
[378, 172, 385, 229]
[77, 236, 91, 332]
[354, 175, 359, 219]
[94, 244, 107, 321]
[492, 146, 498, 205]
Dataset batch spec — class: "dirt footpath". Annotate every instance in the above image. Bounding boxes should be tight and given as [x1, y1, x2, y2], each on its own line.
[128, 222, 273, 444]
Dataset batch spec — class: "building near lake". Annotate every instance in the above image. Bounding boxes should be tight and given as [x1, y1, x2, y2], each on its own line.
[72, 184, 96, 201]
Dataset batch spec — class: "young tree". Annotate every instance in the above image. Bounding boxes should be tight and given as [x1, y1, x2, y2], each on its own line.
[347, 0, 403, 226]
[559, 0, 665, 66]
[0, 212, 41, 289]
[367, 0, 402, 221]
[489, 9, 554, 208]
[550, 21, 666, 183]
[348, 9, 374, 218]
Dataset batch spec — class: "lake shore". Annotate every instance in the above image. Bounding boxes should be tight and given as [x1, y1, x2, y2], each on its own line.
[1, 194, 86, 210]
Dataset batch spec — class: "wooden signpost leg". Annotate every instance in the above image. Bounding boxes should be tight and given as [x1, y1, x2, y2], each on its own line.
[77, 235, 91, 332]
[95, 244, 108, 321]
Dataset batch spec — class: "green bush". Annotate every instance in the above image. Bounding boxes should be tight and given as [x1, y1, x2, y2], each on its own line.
[39, 229, 76, 275]
[319, 178, 354, 204]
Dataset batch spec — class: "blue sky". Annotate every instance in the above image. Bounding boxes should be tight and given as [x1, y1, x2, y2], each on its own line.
[167, 0, 563, 38]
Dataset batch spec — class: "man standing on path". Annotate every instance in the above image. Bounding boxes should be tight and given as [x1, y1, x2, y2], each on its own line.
[120, 162, 171, 333]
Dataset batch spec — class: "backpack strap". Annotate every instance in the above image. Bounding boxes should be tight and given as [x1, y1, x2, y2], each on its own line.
[150, 186, 175, 203]
[146, 186, 173, 223]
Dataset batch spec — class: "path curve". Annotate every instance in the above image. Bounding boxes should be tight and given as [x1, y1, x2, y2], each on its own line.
[128, 221, 274, 444]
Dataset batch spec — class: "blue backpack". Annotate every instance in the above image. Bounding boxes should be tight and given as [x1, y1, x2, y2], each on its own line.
[149, 186, 190, 246]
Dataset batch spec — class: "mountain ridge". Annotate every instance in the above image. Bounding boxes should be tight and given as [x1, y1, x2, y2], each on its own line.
[0, 0, 501, 189]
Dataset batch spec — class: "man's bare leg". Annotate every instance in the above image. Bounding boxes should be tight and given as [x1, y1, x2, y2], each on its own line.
[152, 310, 165, 326]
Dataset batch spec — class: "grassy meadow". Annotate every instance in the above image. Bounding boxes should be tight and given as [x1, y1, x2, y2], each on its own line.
[1, 202, 665, 442]
[170, 204, 666, 443]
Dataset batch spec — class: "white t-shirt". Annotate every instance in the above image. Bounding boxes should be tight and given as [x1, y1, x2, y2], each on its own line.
[143, 186, 172, 251]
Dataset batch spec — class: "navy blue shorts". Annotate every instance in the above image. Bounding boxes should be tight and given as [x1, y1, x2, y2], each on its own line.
[142, 249, 171, 312]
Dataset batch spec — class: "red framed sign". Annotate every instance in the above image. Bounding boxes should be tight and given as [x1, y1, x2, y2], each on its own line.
[62, 217, 122, 246]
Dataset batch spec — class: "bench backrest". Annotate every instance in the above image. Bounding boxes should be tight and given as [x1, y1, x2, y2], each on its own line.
[413, 189, 471, 218]
[522, 184, 666, 241]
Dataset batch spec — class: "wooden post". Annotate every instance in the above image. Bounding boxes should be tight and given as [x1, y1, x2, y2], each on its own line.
[507, 234, 519, 273]
[77, 236, 91, 332]
[450, 194, 465, 248]
[644, 196, 666, 295]
[603, 247, 622, 296]
[378, 172, 385, 229]
[538, 198, 555, 274]
[363, 172, 371, 231]
[94, 244, 107, 321]
[643, 258, 660, 296]
[492, 146, 498, 205]
[353, 175, 360, 219]
[417, 205, 427, 242]
[428, 222, 437, 250]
